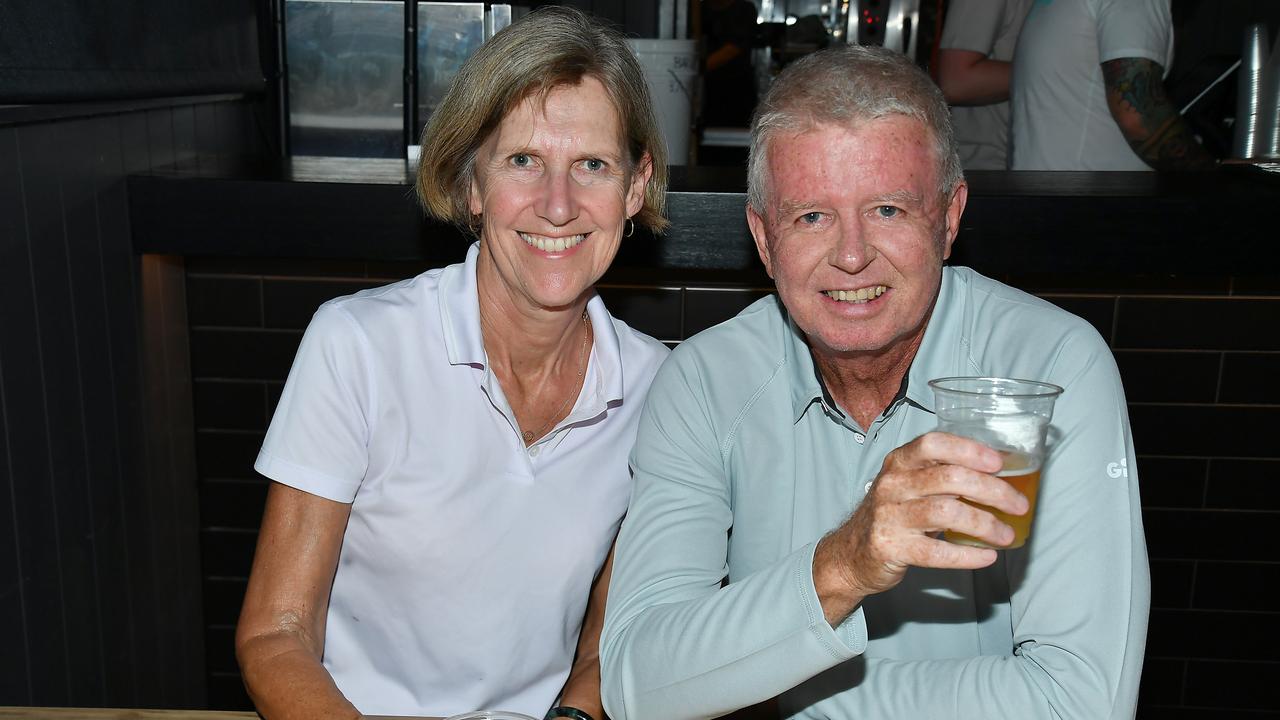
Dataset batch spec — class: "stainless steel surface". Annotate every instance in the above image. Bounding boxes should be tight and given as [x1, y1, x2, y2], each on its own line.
[285, 0, 404, 158]
[882, 0, 920, 58]
[1233, 23, 1269, 159]
[486, 4, 511, 38]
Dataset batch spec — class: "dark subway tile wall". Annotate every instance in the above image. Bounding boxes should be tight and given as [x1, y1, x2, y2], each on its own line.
[1207, 460, 1280, 510]
[1135, 457, 1207, 508]
[1115, 297, 1280, 351]
[187, 265, 1280, 714]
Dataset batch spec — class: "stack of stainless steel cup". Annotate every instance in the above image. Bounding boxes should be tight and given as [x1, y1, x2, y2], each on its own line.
[1235, 23, 1280, 159]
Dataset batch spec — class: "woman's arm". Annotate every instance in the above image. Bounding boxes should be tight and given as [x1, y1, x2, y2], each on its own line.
[236, 482, 360, 720]
[556, 546, 615, 719]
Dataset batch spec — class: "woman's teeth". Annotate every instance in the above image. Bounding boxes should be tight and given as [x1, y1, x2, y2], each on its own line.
[825, 286, 887, 303]
[520, 232, 586, 252]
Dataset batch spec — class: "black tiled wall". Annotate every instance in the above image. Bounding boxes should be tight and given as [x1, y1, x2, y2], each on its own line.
[187, 263, 1280, 717]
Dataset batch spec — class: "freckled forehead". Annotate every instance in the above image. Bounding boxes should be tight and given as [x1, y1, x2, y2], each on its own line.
[767, 116, 939, 209]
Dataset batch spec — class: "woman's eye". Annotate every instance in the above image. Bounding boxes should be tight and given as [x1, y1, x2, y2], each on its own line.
[511, 153, 532, 167]
[876, 206, 899, 219]
[584, 158, 604, 172]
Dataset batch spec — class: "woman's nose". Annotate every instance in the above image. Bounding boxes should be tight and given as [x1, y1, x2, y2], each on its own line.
[535, 167, 580, 226]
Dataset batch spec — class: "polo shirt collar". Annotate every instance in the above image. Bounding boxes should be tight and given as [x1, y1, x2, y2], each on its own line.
[437, 242, 626, 405]
[782, 307, 831, 424]
[906, 267, 963, 415]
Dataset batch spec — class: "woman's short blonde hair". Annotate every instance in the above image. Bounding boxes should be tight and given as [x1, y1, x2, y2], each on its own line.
[416, 6, 668, 233]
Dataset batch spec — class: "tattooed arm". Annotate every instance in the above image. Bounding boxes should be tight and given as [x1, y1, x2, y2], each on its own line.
[1102, 57, 1216, 171]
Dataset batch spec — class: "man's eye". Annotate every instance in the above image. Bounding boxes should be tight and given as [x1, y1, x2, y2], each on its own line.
[584, 158, 605, 172]
[511, 153, 532, 167]
[800, 211, 823, 224]
[876, 206, 899, 219]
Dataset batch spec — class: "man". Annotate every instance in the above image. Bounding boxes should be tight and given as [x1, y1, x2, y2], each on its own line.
[1010, 0, 1213, 170]
[702, 0, 759, 129]
[936, 0, 1033, 169]
[600, 45, 1149, 719]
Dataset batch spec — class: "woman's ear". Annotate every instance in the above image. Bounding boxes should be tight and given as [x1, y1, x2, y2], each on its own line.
[626, 152, 654, 218]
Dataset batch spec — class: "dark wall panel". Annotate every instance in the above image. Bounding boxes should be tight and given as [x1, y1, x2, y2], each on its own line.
[0, 0, 263, 102]
[0, 125, 34, 705]
[0, 95, 264, 709]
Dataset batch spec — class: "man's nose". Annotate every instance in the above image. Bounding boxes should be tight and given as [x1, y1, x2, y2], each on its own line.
[535, 167, 580, 226]
[830, 220, 876, 274]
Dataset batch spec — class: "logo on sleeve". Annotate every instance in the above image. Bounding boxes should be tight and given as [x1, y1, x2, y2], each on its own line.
[1106, 457, 1129, 479]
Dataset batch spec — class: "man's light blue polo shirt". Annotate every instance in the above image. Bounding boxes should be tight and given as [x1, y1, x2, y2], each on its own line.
[601, 266, 1150, 720]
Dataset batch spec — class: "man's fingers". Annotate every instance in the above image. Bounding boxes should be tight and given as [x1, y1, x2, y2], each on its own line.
[914, 496, 1017, 547]
[890, 431, 1003, 474]
[911, 534, 1000, 570]
[878, 463, 1028, 517]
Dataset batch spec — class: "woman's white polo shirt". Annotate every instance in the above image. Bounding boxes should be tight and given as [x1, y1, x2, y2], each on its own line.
[254, 243, 668, 717]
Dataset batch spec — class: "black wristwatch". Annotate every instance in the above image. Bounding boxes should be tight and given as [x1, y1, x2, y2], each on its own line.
[545, 707, 595, 720]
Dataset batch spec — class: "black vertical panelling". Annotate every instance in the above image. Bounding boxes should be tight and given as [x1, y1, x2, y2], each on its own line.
[146, 107, 175, 172]
[108, 109, 156, 708]
[194, 104, 220, 174]
[1, 97, 255, 709]
[92, 114, 142, 709]
[50, 116, 110, 706]
[143, 106, 202, 709]
[69, 115, 135, 706]
[172, 105, 197, 167]
[8, 120, 72, 705]
[0, 126, 33, 705]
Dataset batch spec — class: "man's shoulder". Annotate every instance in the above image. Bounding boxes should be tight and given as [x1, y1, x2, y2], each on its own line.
[947, 267, 1114, 376]
[674, 294, 789, 361]
[653, 294, 791, 407]
[952, 267, 1100, 334]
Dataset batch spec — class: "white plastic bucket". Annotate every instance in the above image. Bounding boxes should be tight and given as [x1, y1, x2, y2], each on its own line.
[628, 38, 697, 165]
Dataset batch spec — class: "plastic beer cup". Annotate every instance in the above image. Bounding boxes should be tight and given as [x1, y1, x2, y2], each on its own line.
[928, 376, 1063, 549]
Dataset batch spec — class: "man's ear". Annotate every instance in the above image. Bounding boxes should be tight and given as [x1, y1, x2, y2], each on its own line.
[941, 181, 968, 260]
[747, 203, 775, 278]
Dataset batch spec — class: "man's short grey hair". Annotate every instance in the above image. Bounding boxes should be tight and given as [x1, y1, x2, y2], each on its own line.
[747, 44, 964, 213]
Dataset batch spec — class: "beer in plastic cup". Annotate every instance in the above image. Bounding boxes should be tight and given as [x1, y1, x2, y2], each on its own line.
[927, 376, 1063, 549]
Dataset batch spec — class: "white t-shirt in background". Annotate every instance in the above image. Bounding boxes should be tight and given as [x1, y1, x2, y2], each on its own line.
[940, 0, 1033, 170]
[1010, 0, 1173, 170]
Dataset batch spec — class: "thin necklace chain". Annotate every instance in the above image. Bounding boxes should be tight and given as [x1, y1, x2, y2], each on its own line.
[522, 310, 590, 446]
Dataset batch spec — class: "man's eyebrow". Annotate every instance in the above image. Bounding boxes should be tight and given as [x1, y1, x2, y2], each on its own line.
[776, 199, 818, 216]
[873, 190, 925, 206]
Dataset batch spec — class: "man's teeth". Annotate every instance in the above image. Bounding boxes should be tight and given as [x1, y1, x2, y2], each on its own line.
[520, 232, 586, 252]
[824, 286, 887, 303]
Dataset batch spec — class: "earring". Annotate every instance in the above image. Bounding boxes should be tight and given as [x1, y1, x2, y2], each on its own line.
[624, 217, 635, 238]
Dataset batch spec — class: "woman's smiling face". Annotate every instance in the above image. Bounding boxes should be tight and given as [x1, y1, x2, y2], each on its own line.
[470, 76, 650, 314]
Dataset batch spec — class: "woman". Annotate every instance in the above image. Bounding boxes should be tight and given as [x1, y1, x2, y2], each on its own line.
[235, 8, 669, 719]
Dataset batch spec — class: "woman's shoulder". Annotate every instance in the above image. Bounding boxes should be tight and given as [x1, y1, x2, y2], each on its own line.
[607, 314, 671, 375]
[312, 266, 452, 341]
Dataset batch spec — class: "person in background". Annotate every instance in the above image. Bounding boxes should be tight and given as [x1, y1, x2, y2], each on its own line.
[235, 7, 670, 720]
[1011, 0, 1215, 170]
[936, 0, 1033, 169]
[702, 0, 759, 128]
[600, 44, 1149, 720]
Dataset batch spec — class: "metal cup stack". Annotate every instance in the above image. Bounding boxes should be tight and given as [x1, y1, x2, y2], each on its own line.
[1236, 23, 1280, 160]
[1260, 32, 1280, 158]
